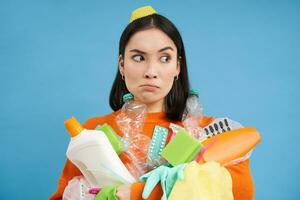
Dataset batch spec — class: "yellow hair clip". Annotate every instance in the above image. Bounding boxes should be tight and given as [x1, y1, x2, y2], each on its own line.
[129, 6, 158, 23]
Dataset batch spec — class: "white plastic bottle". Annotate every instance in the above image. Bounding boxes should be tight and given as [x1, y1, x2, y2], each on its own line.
[65, 117, 136, 188]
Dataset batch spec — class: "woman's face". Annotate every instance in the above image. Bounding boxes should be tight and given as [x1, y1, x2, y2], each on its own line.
[119, 28, 180, 112]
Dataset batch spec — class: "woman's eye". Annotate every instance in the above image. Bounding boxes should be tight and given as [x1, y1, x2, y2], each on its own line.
[132, 55, 144, 62]
[160, 56, 170, 63]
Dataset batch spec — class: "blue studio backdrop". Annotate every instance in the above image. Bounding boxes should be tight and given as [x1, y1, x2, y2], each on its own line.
[0, 0, 299, 199]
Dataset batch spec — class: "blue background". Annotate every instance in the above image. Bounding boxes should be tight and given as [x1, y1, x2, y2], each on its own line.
[1, 0, 299, 199]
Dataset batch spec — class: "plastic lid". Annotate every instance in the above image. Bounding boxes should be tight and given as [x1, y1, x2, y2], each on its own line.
[189, 89, 199, 97]
[64, 117, 84, 137]
[122, 93, 133, 102]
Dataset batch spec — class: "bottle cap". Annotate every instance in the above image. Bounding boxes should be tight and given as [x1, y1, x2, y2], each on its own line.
[122, 93, 134, 102]
[189, 89, 199, 97]
[64, 117, 84, 137]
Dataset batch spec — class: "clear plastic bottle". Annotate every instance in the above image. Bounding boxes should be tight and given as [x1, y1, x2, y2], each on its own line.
[182, 89, 206, 141]
[116, 93, 151, 179]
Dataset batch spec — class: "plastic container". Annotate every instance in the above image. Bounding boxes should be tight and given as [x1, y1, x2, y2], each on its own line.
[65, 117, 136, 188]
[116, 93, 147, 138]
[116, 93, 151, 179]
[182, 89, 205, 141]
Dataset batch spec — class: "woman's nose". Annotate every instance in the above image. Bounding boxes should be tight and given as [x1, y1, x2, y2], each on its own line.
[143, 61, 158, 79]
[144, 72, 157, 79]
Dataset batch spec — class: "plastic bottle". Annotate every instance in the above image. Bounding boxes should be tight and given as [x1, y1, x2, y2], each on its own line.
[116, 93, 151, 179]
[182, 89, 206, 141]
[116, 93, 147, 138]
[65, 117, 136, 188]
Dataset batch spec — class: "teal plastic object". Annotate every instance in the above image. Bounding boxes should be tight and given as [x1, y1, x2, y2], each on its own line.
[140, 163, 187, 200]
[96, 124, 123, 155]
[122, 93, 133, 102]
[160, 129, 202, 166]
[148, 125, 169, 160]
[189, 89, 199, 97]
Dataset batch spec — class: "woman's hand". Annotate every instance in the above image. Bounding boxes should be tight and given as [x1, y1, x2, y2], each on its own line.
[116, 184, 131, 200]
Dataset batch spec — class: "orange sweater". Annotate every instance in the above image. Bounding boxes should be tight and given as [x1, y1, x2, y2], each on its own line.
[49, 110, 254, 200]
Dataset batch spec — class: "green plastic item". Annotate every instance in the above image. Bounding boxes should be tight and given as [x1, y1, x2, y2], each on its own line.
[94, 185, 118, 200]
[96, 124, 123, 155]
[161, 129, 202, 166]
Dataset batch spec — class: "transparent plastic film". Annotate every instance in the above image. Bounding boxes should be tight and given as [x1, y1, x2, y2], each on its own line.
[147, 155, 168, 169]
[182, 89, 206, 141]
[63, 176, 95, 200]
[223, 150, 253, 166]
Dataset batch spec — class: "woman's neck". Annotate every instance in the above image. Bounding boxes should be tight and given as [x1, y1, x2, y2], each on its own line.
[145, 100, 164, 113]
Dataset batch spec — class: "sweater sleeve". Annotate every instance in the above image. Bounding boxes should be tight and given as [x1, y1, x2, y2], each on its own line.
[131, 182, 163, 200]
[130, 159, 254, 200]
[226, 159, 255, 200]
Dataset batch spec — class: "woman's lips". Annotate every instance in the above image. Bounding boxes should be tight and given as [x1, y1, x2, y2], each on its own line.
[140, 84, 159, 92]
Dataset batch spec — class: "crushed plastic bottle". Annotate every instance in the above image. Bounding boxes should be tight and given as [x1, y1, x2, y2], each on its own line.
[116, 93, 151, 179]
[182, 89, 206, 141]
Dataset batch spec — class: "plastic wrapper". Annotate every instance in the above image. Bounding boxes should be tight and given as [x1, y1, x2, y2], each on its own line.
[116, 93, 151, 179]
[224, 150, 253, 166]
[169, 123, 183, 139]
[147, 154, 169, 169]
[182, 89, 206, 141]
[63, 176, 95, 200]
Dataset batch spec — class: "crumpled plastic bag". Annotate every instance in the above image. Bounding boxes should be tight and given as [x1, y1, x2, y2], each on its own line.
[168, 161, 233, 200]
[63, 176, 95, 200]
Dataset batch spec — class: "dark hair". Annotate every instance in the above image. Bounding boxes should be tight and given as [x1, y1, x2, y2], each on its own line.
[109, 14, 190, 121]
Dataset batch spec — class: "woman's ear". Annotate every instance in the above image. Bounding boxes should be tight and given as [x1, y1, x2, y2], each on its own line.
[176, 56, 181, 75]
[118, 54, 124, 75]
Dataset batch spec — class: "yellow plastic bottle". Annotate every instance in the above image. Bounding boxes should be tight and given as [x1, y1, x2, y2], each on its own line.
[65, 117, 136, 188]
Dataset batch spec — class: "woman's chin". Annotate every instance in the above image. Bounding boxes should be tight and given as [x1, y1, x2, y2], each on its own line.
[137, 93, 163, 104]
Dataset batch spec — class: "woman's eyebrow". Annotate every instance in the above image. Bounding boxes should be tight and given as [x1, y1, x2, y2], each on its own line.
[158, 46, 174, 52]
[129, 49, 146, 54]
[129, 46, 174, 54]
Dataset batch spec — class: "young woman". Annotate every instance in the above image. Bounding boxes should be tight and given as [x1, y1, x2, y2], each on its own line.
[50, 6, 254, 200]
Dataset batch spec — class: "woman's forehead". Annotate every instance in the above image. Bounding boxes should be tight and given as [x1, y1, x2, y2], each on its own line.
[126, 28, 177, 53]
